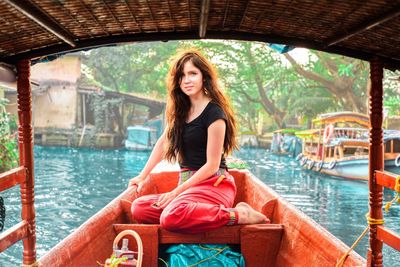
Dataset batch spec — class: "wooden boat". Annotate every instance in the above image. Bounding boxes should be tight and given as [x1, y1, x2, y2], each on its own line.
[0, 1, 399, 267]
[125, 125, 158, 151]
[295, 112, 400, 180]
[38, 169, 365, 266]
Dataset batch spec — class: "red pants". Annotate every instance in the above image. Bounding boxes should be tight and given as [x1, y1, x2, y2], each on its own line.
[130, 171, 238, 233]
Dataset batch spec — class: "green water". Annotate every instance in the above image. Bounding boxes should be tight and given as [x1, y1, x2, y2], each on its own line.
[0, 146, 399, 266]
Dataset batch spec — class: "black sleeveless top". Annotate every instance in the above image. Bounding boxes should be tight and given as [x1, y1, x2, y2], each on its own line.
[180, 102, 227, 170]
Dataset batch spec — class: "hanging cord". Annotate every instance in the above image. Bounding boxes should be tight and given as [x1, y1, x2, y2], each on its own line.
[335, 213, 384, 267]
[0, 196, 5, 231]
[384, 176, 400, 213]
[158, 257, 169, 267]
[187, 245, 229, 267]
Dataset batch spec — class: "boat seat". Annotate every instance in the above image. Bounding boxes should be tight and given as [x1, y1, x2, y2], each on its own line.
[113, 223, 284, 267]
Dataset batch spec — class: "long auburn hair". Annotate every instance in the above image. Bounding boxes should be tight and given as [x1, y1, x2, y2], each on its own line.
[164, 49, 238, 163]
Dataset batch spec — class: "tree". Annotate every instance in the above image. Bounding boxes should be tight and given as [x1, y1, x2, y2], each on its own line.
[82, 41, 180, 98]
[190, 41, 337, 130]
[0, 98, 18, 172]
[283, 51, 369, 113]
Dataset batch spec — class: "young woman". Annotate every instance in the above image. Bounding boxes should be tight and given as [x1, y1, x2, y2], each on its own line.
[129, 49, 268, 233]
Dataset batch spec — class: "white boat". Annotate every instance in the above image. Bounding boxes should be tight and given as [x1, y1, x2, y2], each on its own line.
[296, 112, 400, 180]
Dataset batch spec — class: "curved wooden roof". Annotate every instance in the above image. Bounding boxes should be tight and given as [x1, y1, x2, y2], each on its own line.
[312, 112, 370, 127]
[0, 0, 399, 69]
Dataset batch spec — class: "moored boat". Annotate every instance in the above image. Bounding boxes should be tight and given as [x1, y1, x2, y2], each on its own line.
[124, 126, 158, 151]
[296, 112, 400, 180]
[38, 169, 365, 267]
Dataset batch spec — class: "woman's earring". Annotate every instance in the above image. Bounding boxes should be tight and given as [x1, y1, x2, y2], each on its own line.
[204, 88, 209, 95]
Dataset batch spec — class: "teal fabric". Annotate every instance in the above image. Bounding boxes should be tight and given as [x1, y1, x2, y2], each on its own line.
[164, 244, 245, 267]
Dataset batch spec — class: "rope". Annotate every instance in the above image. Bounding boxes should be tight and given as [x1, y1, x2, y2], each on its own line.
[21, 261, 41, 267]
[187, 245, 229, 267]
[158, 257, 169, 267]
[0, 196, 5, 231]
[384, 175, 400, 213]
[336, 213, 384, 267]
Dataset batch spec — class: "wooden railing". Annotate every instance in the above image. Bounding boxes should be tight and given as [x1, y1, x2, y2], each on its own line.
[374, 171, 400, 252]
[0, 167, 30, 252]
[331, 127, 369, 140]
[0, 59, 37, 265]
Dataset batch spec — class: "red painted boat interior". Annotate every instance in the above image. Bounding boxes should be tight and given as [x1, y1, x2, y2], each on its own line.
[39, 170, 365, 267]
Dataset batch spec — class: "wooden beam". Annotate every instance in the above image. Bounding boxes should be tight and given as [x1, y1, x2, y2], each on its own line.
[2, 31, 400, 71]
[199, 0, 210, 38]
[17, 59, 37, 265]
[0, 166, 26, 192]
[326, 6, 400, 47]
[4, 0, 76, 47]
[375, 170, 398, 191]
[377, 226, 400, 252]
[367, 58, 384, 266]
[0, 220, 29, 253]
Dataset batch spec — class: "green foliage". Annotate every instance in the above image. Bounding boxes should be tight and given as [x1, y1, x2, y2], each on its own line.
[300, 51, 369, 113]
[383, 70, 400, 116]
[338, 63, 355, 77]
[0, 98, 18, 172]
[82, 41, 399, 133]
[82, 42, 180, 98]
[227, 157, 248, 169]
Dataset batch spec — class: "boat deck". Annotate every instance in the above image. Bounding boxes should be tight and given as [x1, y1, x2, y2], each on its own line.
[38, 170, 366, 267]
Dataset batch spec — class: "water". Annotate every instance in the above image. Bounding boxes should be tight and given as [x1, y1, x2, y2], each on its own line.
[1, 146, 399, 266]
[238, 148, 400, 267]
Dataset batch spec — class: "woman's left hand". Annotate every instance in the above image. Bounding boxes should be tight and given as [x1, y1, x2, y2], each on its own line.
[154, 189, 180, 209]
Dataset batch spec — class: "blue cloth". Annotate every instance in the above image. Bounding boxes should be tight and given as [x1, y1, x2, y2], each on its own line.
[164, 244, 245, 267]
[269, 43, 295, 53]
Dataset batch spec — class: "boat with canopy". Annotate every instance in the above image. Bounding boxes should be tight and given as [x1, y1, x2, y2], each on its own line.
[296, 112, 400, 180]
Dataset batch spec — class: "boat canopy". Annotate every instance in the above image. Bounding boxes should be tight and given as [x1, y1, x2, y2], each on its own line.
[273, 129, 298, 134]
[312, 112, 370, 128]
[295, 129, 321, 138]
[0, 1, 398, 71]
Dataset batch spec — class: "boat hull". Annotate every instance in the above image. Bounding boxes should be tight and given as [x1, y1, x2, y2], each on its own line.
[39, 170, 365, 266]
[301, 157, 399, 181]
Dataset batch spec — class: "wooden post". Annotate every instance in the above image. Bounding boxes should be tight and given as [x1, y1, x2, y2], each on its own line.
[367, 58, 384, 267]
[17, 59, 37, 265]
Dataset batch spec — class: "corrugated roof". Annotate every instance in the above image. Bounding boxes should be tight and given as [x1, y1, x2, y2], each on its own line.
[0, 0, 399, 69]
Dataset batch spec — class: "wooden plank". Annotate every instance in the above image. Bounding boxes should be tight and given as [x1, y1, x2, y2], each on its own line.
[159, 225, 242, 244]
[375, 170, 398, 191]
[0, 220, 29, 252]
[241, 224, 284, 267]
[377, 226, 400, 251]
[0, 166, 26, 192]
[114, 224, 284, 267]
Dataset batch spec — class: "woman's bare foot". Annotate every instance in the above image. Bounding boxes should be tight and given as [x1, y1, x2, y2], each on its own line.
[235, 202, 270, 224]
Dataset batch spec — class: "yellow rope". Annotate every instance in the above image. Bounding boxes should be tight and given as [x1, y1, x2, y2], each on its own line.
[395, 175, 400, 192]
[187, 245, 229, 267]
[384, 175, 400, 213]
[21, 261, 41, 267]
[158, 257, 169, 267]
[336, 213, 384, 267]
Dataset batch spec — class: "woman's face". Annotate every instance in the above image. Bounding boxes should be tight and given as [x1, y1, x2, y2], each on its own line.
[179, 60, 204, 97]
